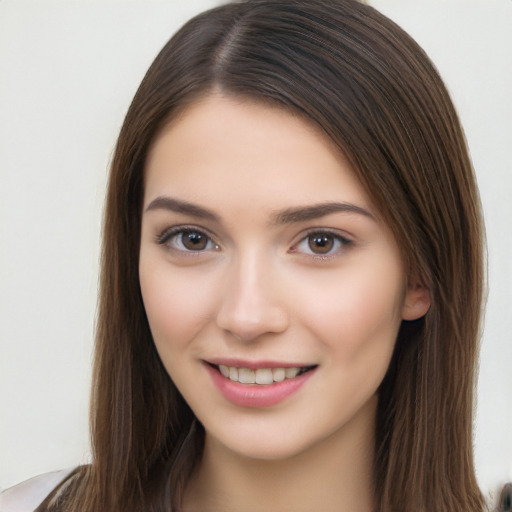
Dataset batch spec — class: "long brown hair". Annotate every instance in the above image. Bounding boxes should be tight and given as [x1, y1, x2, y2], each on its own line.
[38, 1, 485, 510]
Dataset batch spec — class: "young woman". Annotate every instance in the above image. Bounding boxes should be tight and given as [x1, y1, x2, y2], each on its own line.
[2, 0, 487, 510]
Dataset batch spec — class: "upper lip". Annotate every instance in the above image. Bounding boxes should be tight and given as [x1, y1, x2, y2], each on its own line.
[205, 358, 315, 370]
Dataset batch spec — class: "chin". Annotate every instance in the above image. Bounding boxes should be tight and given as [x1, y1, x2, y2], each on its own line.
[212, 433, 315, 461]
[202, 414, 345, 463]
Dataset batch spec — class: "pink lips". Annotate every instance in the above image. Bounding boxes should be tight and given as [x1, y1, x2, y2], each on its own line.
[205, 362, 316, 408]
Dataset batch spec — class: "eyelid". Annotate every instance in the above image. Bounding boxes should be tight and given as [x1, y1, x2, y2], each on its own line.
[155, 224, 220, 252]
[289, 228, 354, 259]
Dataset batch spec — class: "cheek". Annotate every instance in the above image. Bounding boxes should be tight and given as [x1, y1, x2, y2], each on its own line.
[139, 259, 219, 353]
[294, 255, 405, 355]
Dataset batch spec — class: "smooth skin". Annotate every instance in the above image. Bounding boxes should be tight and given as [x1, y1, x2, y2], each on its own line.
[139, 93, 430, 512]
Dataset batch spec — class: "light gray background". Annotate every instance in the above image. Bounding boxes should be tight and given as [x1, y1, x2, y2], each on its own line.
[1, 0, 511, 503]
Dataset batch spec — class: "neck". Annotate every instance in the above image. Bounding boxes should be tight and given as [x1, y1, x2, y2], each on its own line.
[184, 396, 377, 512]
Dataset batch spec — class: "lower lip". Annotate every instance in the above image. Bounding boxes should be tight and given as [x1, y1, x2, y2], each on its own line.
[205, 364, 316, 408]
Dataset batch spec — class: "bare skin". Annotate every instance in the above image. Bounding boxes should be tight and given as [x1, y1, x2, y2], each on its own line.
[184, 396, 376, 512]
[139, 93, 430, 512]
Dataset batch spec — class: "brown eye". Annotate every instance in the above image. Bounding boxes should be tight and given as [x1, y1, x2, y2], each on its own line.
[157, 227, 218, 252]
[307, 233, 334, 254]
[181, 231, 208, 251]
[292, 230, 352, 258]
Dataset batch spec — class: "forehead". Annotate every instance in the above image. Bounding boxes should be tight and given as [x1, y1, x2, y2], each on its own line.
[143, 94, 371, 212]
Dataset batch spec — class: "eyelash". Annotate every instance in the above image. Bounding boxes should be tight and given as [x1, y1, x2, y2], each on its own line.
[155, 226, 353, 258]
[290, 229, 353, 260]
[156, 226, 219, 254]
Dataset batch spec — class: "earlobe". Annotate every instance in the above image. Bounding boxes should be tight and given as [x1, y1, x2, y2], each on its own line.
[402, 276, 431, 321]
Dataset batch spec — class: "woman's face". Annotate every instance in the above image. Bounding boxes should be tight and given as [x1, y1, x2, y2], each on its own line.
[139, 94, 429, 460]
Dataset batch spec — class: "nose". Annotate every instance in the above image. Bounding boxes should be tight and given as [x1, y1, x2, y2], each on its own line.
[216, 252, 289, 342]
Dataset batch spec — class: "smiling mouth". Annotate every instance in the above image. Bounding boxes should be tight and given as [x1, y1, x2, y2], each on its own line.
[210, 364, 317, 385]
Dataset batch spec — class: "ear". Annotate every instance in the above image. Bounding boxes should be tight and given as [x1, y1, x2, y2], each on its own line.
[401, 275, 431, 321]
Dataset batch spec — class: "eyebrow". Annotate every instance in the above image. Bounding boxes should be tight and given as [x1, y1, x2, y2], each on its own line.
[145, 196, 221, 222]
[145, 196, 374, 224]
[271, 202, 375, 224]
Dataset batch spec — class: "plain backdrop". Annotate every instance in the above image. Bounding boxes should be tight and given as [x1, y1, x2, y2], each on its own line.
[1, 0, 511, 503]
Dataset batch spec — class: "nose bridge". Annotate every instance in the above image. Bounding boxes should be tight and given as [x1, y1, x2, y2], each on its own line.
[217, 246, 288, 341]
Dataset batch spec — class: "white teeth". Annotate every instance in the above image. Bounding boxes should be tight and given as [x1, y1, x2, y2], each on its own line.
[229, 366, 238, 381]
[217, 365, 309, 385]
[272, 367, 286, 382]
[285, 367, 300, 379]
[255, 368, 273, 385]
[238, 367, 256, 384]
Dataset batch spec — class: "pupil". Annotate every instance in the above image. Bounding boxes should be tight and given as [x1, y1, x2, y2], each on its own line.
[308, 234, 333, 254]
[183, 232, 207, 250]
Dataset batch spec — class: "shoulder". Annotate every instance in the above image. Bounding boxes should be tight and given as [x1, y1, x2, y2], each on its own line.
[0, 469, 74, 512]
